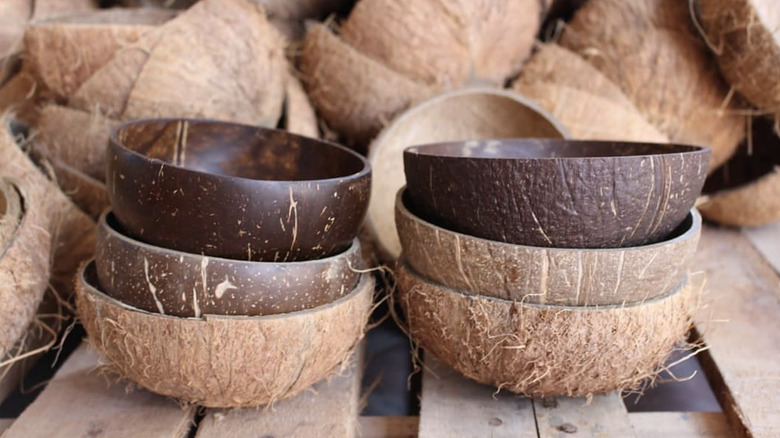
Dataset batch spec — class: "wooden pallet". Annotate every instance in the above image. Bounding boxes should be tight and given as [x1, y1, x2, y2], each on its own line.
[1, 223, 780, 437]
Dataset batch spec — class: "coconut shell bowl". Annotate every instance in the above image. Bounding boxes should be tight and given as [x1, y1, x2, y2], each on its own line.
[107, 118, 371, 262]
[403, 139, 710, 248]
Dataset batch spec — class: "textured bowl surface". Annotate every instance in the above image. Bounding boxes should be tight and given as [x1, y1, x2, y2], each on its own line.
[96, 211, 363, 317]
[108, 118, 371, 261]
[77, 260, 374, 408]
[396, 188, 700, 305]
[404, 139, 709, 248]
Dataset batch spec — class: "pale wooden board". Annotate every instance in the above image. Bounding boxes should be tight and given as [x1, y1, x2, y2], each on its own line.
[630, 412, 731, 438]
[692, 226, 780, 438]
[534, 393, 635, 437]
[196, 345, 364, 438]
[417, 355, 537, 438]
[743, 221, 780, 274]
[359, 416, 419, 438]
[0, 418, 14, 435]
[4, 344, 195, 438]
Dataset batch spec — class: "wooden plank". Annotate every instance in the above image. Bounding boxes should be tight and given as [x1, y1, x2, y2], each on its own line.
[4, 344, 195, 438]
[0, 418, 14, 435]
[743, 221, 780, 273]
[534, 393, 635, 437]
[691, 226, 780, 438]
[196, 345, 364, 438]
[417, 355, 537, 438]
[630, 412, 731, 438]
[358, 416, 418, 438]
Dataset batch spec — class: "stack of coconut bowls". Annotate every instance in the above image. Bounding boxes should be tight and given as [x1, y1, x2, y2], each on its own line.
[74, 118, 374, 408]
[395, 139, 711, 397]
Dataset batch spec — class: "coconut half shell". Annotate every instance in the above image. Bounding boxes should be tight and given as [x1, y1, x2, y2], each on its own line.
[365, 87, 568, 262]
[560, 0, 745, 171]
[513, 44, 669, 143]
[77, 261, 374, 408]
[396, 188, 701, 305]
[24, 8, 175, 100]
[283, 73, 319, 139]
[696, 0, 780, 117]
[397, 261, 698, 397]
[300, 24, 432, 148]
[0, 178, 51, 358]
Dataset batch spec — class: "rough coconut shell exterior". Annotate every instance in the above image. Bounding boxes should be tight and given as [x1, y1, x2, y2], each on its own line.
[396, 188, 702, 305]
[560, 0, 745, 171]
[300, 24, 431, 148]
[339, 0, 540, 87]
[0, 178, 51, 358]
[696, 0, 780, 117]
[24, 8, 174, 100]
[366, 88, 568, 262]
[71, 0, 286, 128]
[512, 44, 669, 143]
[77, 261, 374, 408]
[0, 176, 21, 247]
[397, 261, 698, 397]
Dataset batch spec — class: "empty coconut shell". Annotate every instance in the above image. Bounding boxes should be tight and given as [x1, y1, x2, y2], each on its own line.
[96, 211, 363, 317]
[0, 178, 51, 358]
[397, 260, 698, 397]
[560, 0, 746, 171]
[404, 139, 709, 248]
[77, 261, 374, 407]
[700, 117, 780, 226]
[366, 88, 568, 262]
[396, 188, 701, 305]
[695, 0, 780, 118]
[108, 118, 370, 261]
[24, 8, 175, 100]
[512, 44, 669, 143]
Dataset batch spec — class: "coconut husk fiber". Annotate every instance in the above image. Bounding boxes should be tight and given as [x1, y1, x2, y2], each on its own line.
[301, 0, 543, 148]
[283, 73, 319, 139]
[0, 119, 96, 299]
[365, 88, 568, 262]
[71, 0, 286, 128]
[0, 177, 51, 359]
[24, 8, 175, 100]
[397, 261, 699, 397]
[0, 71, 39, 125]
[700, 117, 780, 226]
[560, 0, 746, 171]
[695, 0, 780, 118]
[513, 44, 669, 143]
[77, 261, 374, 407]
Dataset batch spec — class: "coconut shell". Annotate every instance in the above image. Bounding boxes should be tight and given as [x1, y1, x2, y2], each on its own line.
[300, 24, 432, 148]
[365, 88, 568, 262]
[340, 0, 540, 87]
[37, 105, 117, 181]
[696, 0, 780, 116]
[122, 0, 286, 127]
[0, 120, 96, 299]
[77, 261, 374, 408]
[0, 71, 39, 125]
[0, 176, 22, 248]
[0, 0, 30, 76]
[397, 261, 698, 397]
[24, 8, 174, 100]
[560, 0, 746, 171]
[700, 117, 780, 226]
[512, 44, 668, 142]
[396, 188, 701, 305]
[0, 178, 51, 358]
[284, 73, 319, 139]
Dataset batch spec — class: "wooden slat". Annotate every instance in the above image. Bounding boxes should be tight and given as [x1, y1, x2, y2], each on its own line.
[359, 416, 418, 438]
[196, 346, 364, 438]
[691, 226, 780, 438]
[743, 221, 780, 273]
[534, 393, 635, 437]
[417, 355, 537, 438]
[630, 412, 731, 438]
[3, 344, 195, 438]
